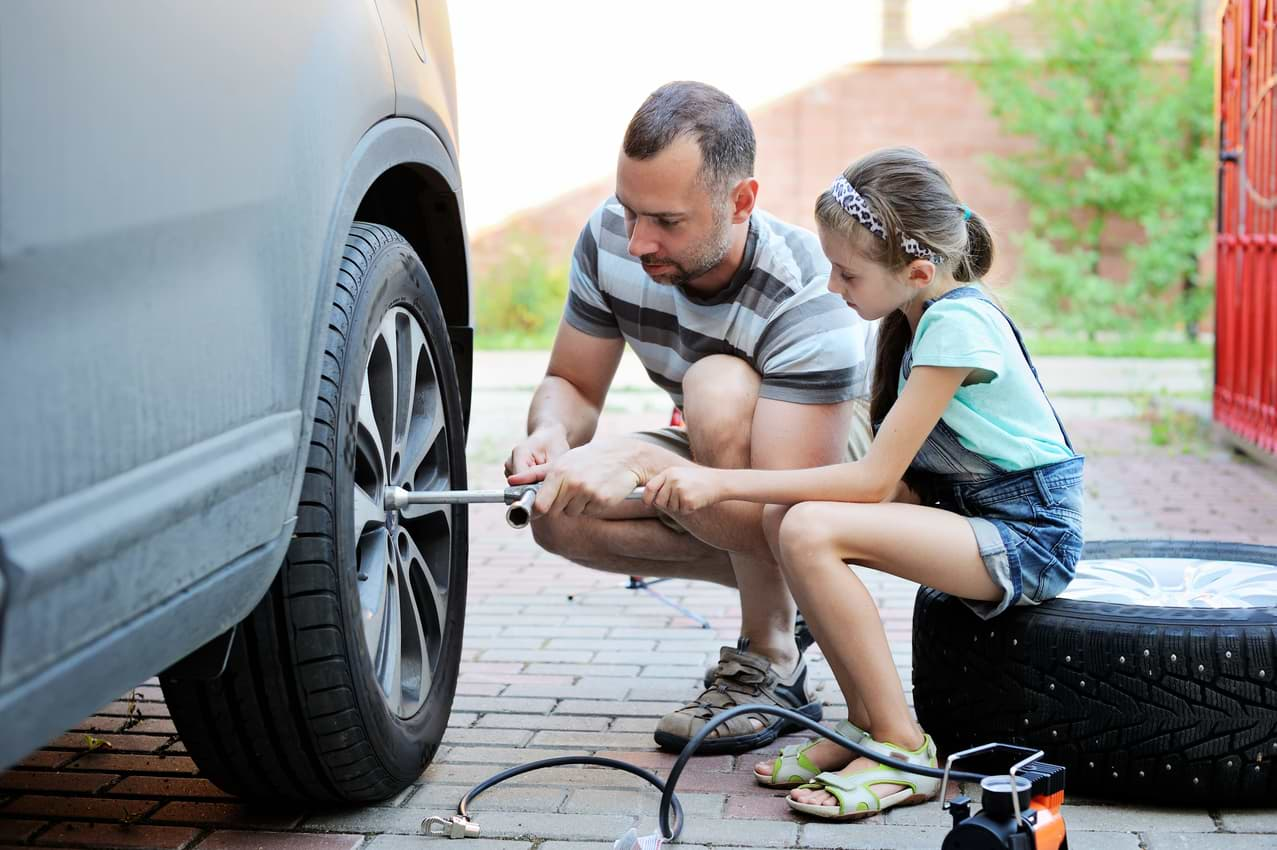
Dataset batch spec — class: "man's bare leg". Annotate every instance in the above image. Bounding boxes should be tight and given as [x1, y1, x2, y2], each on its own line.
[680, 356, 798, 676]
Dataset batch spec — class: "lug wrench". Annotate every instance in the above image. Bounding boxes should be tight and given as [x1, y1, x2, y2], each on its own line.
[384, 484, 645, 529]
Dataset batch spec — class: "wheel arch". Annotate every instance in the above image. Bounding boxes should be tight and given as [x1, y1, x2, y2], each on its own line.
[286, 116, 473, 566]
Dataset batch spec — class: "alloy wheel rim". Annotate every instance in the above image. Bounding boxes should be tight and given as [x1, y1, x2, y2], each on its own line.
[351, 306, 453, 717]
[1059, 557, 1277, 608]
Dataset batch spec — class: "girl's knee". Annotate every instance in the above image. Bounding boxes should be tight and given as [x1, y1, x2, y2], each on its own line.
[777, 503, 840, 570]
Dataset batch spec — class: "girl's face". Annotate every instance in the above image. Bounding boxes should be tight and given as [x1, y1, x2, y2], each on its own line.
[818, 225, 914, 321]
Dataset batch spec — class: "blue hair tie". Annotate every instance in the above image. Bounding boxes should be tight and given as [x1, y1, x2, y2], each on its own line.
[962, 206, 973, 221]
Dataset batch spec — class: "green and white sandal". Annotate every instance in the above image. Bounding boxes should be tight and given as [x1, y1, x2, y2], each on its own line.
[753, 719, 868, 788]
[785, 733, 940, 820]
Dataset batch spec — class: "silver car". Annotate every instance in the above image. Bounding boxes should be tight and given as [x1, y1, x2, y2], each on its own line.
[0, 1, 471, 803]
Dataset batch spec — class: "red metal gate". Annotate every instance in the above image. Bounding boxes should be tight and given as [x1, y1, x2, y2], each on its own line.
[1216, 0, 1277, 453]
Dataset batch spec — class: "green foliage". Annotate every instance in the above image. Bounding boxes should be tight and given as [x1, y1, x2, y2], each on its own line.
[1023, 332, 1212, 358]
[474, 233, 567, 346]
[970, 0, 1215, 337]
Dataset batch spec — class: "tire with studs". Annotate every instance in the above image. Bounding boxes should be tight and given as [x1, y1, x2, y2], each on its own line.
[161, 222, 468, 803]
[912, 539, 1277, 806]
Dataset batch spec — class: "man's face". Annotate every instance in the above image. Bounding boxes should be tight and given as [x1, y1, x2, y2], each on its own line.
[615, 135, 733, 286]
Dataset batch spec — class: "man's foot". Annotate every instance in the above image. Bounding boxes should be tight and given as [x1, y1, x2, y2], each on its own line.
[655, 638, 822, 755]
[702, 612, 815, 688]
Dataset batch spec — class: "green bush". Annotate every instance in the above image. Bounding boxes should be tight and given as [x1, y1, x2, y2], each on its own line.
[970, 0, 1215, 339]
[474, 233, 567, 349]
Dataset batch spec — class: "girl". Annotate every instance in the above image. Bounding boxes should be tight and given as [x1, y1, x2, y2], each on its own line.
[642, 147, 1084, 820]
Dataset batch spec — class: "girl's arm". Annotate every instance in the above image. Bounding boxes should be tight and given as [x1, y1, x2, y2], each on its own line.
[643, 365, 970, 512]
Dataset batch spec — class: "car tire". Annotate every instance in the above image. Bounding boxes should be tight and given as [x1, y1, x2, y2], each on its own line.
[912, 539, 1277, 806]
[162, 222, 468, 803]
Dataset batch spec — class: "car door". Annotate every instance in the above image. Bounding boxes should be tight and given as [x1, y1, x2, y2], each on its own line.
[0, 1, 395, 693]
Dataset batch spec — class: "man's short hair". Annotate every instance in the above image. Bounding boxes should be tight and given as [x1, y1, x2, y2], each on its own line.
[622, 81, 756, 194]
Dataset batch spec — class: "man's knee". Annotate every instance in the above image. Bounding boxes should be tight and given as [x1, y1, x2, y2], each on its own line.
[761, 504, 790, 562]
[682, 355, 761, 464]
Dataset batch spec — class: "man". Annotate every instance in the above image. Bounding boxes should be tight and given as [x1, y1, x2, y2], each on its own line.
[504, 81, 876, 754]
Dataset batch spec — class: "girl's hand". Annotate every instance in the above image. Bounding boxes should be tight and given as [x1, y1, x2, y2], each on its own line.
[643, 466, 728, 514]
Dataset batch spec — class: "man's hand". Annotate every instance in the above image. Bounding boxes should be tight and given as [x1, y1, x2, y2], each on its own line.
[643, 465, 730, 514]
[511, 442, 644, 518]
[504, 426, 570, 482]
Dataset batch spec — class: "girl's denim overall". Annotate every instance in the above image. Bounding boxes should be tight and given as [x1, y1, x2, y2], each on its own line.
[902, 286, 1085, 619]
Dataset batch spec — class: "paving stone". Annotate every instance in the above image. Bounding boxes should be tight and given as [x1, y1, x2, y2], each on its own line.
[2, 794, 158, 821]
[593, 652, 709, 666]
[451, 697, 556, 714]
[562, 789, 724, 818]
[0, 818, 45, 843]
[419, 764, 649, 790]
[195, 831, 363, 850]
[442, 728, 533, 746]
[147, 801, 304, 829]
[502, 682, 622, 699]
[675, 815, 798, 846]
[62, 753, 198, 775]
[545, 639, 656, 652]
[364, 837, 532, 850]
[302, 806, 427, 833]
[105, 777, 232, 800]
[501, 626, 609, 638]
[459, 811, 637, 841]
[553, 700, 679, 717]
[16, 750, 79, 769]
[528, 731, 657, 749]
[33, 821, 200, 848]
[1145, 834, 1276, 850]
[476, 714, 610, 732]
[798, 823, 951, 848]
[524, 664, 642, 678]
[479, 650, 596, 664]
[1060, 803, 1216, 832]
[0, 770, 117, 794]
[438, 746, 581, 764]
[403, 783, 567, 813]
[1218, 809, 1277, 832]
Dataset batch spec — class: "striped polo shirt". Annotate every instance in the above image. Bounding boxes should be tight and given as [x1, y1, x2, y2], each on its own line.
[564, 198, 876, 408]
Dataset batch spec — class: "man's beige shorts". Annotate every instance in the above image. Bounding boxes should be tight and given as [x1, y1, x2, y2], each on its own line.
[631, 398, 873, 532]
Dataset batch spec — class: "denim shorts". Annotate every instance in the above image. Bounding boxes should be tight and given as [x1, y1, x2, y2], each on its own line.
[922, 456, 1085, 619]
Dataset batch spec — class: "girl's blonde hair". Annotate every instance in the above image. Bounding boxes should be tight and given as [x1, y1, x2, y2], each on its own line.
[814, 147, 995, 427]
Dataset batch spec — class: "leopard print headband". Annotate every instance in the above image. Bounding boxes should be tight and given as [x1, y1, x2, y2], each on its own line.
[829, 176, 947, 266]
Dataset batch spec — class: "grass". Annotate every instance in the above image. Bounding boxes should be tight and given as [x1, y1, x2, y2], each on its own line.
[476, 328, 1217, 358]
[1022, 334, 1213, 358]
[474, 328, 558, 350]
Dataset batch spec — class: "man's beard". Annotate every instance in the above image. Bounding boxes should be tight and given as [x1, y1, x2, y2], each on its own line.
[642, 209, 733, 287]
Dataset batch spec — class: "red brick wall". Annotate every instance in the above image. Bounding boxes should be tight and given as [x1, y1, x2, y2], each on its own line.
[470, 60, 1035, 286]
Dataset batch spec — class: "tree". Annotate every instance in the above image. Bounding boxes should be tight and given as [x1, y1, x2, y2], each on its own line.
[970, 0, 1214, 338]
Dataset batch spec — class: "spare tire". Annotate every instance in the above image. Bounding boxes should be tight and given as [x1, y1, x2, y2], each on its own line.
[913, 539, 1277, 806]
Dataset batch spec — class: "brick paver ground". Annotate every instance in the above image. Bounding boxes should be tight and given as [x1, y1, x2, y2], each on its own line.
[3, 357, 1276, 849]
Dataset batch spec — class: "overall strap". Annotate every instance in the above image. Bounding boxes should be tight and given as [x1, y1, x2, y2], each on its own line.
[927, 286, 1075, 453]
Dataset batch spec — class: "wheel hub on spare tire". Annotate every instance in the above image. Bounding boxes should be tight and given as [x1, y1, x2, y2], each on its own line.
[1060, 557, 1277, 607]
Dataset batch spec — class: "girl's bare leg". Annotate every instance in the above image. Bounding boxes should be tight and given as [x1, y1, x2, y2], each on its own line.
[771, 501, 1001, 806]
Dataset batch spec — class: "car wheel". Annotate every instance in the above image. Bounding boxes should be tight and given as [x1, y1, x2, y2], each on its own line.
[162, 222, 468, 803]
[912, 539, 1277, 806]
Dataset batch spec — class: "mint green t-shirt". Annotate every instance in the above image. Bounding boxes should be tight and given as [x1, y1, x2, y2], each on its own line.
[899, 291, 1074, 472]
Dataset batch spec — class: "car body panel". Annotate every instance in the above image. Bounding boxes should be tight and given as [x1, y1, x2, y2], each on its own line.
[0, 0, 470, 766]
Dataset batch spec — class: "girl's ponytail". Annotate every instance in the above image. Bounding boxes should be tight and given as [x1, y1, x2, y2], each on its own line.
[869, 311, 911, 430]
[955, 209, 994, 283]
